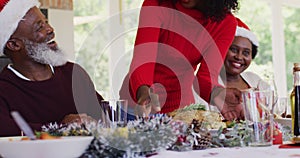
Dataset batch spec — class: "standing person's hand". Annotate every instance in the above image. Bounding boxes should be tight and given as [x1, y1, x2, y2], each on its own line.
[212, 87, 244, 121]
[134, 85, 161, 118]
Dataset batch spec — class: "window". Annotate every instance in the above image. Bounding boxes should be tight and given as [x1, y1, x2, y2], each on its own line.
[74, 0, 143, 99]
[236, 0, 300, 98]
[74, 0, 300, 100]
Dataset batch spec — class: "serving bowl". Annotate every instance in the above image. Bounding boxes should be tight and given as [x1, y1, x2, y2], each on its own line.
[0, 136, 93, 158]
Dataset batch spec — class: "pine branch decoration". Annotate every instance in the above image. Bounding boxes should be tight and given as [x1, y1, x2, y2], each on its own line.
[82, 116, 177, 157]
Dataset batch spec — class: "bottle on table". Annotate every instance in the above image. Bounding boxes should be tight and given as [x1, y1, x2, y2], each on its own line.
[290, 63, 300, 136]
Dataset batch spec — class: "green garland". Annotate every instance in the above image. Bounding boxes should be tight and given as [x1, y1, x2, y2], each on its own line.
[42, 117, 178, 158]
[41, 114, 293, 157]
[210, 121, 252, 147]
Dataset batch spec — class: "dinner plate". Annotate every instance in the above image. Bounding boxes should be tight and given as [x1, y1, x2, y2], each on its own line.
[0, 136, 93, 158]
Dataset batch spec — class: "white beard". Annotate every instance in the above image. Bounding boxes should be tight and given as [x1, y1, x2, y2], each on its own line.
[24, 40, 67, 66]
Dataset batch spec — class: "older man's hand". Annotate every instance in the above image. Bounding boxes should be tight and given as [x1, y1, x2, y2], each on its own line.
[61, 113, 96, 124]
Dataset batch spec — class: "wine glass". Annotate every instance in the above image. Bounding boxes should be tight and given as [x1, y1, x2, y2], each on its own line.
[257, 77, 278, 113]
[273, 97, 288, 118]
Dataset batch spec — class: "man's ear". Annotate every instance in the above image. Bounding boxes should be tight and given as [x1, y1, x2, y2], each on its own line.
[5, 38, 23, 52]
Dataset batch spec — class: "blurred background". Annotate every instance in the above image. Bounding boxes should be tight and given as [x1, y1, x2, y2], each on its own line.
[31, 0, 300, 101]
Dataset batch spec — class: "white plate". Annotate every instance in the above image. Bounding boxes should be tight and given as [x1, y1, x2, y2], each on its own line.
[0, 136, 93, 158]
[274, 118, 292, 128]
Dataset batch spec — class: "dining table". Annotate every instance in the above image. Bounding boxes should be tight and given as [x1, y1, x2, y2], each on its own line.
[152, 144, 300, 158]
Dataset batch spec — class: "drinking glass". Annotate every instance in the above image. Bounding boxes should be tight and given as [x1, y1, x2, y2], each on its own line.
[100, 99, 128, 127]
[258, 78, 278, 113]
[242, 89, 274, 147]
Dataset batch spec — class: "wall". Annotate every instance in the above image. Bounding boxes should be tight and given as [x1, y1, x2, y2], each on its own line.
[48, 9, 74, 60]
[39, 0, 73, 10]
[39, 0, 74, 61]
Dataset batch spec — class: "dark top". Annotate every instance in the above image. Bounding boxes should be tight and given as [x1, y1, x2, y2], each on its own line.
[0, 62, 104, 136]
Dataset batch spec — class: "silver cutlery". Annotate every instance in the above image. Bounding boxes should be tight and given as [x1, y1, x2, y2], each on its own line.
[11, 111, 36, 140]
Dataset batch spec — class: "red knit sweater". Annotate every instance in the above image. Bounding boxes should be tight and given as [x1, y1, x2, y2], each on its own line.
[124, 0, 237, 113]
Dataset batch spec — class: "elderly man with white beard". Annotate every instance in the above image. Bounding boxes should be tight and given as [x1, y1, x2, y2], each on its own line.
[0, 0, 104, 136]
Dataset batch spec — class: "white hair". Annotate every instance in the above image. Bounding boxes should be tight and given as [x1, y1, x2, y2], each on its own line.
[24, 40, 67, 66]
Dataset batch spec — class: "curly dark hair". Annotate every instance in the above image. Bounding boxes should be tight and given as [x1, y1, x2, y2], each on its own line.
[158, 0, 239, 22]
[252, 44, 258, 59]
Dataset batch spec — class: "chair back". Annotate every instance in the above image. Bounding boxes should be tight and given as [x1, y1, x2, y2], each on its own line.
[0, 56, 11, 71]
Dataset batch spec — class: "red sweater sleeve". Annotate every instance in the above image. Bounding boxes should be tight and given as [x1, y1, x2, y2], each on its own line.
[128, 0, 163, 101]
[196, 14, 237, 102]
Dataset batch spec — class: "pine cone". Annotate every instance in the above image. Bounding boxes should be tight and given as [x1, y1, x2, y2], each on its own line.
[187, 119, 212, 150]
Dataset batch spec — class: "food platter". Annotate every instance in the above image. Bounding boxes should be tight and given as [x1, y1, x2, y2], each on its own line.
[167, 104, 226, 130]
[0, 136, 93, 158]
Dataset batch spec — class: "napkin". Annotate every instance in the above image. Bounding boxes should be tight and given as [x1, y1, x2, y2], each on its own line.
[279, 143, 300, 149]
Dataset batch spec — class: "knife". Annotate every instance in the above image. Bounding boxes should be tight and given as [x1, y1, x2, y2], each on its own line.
[11, 111, 36, 140]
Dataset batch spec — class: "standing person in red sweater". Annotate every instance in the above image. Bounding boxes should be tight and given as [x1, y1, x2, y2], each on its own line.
[120, 0, 242, 121]
[0, 0, 104, 136]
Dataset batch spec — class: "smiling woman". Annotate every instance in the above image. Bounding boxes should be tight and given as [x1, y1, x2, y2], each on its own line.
[194, 18, 262, 120]
[219, 18, 261, 91]
[223, 36, 255, 90]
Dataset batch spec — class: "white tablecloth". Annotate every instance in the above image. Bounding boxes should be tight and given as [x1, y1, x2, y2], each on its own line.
[153, 145, 300, 158]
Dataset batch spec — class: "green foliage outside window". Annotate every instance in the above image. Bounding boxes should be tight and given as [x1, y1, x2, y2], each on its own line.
[73, 0, 300, 96]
